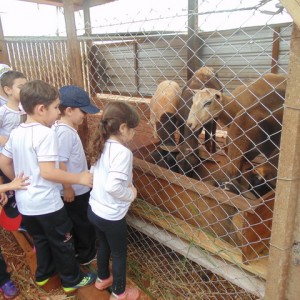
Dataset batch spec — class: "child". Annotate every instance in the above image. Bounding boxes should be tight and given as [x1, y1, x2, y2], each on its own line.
[0, 70, 27, 150]
[0, 70, 27, 231]
[0, 173, 29, 299]
[53, 85, 99, 265]
[87, 101, 140, 300]
[0, 80, 96, 294]
[0, 64, 11, 106]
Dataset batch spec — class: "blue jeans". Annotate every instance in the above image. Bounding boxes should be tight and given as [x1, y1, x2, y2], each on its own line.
[87, 205, 127, 295]
[0, 251, 10, 287]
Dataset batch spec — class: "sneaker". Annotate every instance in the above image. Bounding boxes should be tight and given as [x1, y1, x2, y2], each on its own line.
[63, 272, 96, 294]
[95, 275, 113, 290]
[18, 224, 27, 232]
[110, 287, 140, 300]
[0, 280, 19, 299]
[35, 278, 49, 287]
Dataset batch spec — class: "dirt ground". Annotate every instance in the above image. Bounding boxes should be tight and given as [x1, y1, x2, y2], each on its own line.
[0, 227, 76, 300]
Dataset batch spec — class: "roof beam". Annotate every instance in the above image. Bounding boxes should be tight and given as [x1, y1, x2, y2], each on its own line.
[280, 0, 300, 29]
[17, 0, 115, 11]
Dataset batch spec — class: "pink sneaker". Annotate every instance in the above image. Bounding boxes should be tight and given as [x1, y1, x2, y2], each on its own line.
[110, 287, 140, 300]
[94, 275, 113, 290]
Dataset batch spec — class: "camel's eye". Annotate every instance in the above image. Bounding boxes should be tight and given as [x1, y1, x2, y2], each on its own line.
[203, 100, 212, 107]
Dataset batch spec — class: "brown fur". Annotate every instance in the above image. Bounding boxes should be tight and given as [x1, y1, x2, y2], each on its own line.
[248, 149, 279, 196]
[187, 73, 286, 129]
[150, 80, 181, 145]
[187, 73, 286, 181]
[176, 67, 222, 177]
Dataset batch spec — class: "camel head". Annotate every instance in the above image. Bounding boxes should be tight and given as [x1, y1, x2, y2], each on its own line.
[187, 88, 222, 131]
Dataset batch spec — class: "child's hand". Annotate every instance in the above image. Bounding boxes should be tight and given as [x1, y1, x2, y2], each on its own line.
[130, 184, 137, 200]
[9, 173, 30, 191]
[63, 186, 75, 203]
[79, 171, 93, 187]
[0, 192, 8, 206]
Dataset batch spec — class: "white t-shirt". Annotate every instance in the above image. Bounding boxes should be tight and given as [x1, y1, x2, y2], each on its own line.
[89, 139, 134, 221]
[0, 95, 7, 106]
[0, 105, 23, 152]
[52, 121, 90, 196]
[2, 123, 63, 215]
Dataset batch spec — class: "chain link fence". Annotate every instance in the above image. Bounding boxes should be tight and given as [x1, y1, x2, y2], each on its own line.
[3, 1, 294, 299]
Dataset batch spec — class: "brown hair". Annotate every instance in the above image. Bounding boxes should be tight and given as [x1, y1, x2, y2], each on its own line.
[88, 101, 140, 165]
[20, 80, 59, 115]
[0, 70, 26, 90]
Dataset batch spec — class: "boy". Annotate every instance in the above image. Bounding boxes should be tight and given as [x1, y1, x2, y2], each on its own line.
[0, 80, 96, 294]
[0, 70, 27, 150]
[53, 85, 99, 265]
[0, 64, 11, 106]
[0, 70, 27, 232]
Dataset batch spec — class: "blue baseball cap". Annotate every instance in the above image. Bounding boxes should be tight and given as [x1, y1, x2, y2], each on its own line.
[59, 85, 100, 114]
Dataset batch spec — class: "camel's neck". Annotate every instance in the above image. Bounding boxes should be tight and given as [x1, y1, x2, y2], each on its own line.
[219, 94, 244, 127]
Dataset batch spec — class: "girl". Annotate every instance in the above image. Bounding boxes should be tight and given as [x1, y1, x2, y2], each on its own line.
[87, 101, 140, 300]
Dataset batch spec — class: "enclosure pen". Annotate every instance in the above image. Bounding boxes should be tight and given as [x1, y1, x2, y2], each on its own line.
[0, 0, 299, 299]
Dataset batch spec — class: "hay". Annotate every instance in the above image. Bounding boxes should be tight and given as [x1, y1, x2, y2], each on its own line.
[0, 227, 77, 300]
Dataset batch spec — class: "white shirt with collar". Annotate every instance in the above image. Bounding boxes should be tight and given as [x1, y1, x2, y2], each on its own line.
[52, 121, 90, 196]
[89, 139, 134, 221]
[2, 123, 63, 215]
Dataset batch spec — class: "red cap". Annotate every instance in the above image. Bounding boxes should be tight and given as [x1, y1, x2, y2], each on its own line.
[0, 198, 22, 231]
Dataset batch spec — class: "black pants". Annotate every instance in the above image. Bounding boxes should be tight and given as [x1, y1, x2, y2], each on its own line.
[22, 207, 83, 287]
[87, 205, 127, 295]
[63, 191, 96, 264]
[0, 250, 10, 287]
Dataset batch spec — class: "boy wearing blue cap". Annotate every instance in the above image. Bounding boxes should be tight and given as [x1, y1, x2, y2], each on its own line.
[53, 85, 99, 265]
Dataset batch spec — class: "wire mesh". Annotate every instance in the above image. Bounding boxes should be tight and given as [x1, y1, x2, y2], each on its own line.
[3, 1, 294, 299]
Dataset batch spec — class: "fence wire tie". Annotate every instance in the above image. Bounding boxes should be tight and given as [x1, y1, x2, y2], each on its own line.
[269, 242, 293, 252]
[284, 103, 300, 110]
[277, 176, 300, 181]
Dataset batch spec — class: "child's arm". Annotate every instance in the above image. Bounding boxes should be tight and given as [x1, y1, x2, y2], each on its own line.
[0, 135, 8, 147]
[0, 176, 7, 205]
[39, 161, 93, 187]
[59, 162, 75, 202]
[0, 173, 29, 193]
[0, 154, 15, 180]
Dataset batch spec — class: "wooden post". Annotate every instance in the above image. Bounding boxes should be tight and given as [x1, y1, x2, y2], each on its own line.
[83, 0, 95, 97]
[62, 0, 88, 149]
[62, 0, 84, 87]
[264, 23, 300, 300]
[271, 27, 280, 74]
[187, 0, 201, 81]
[0, 15, 9, 64]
